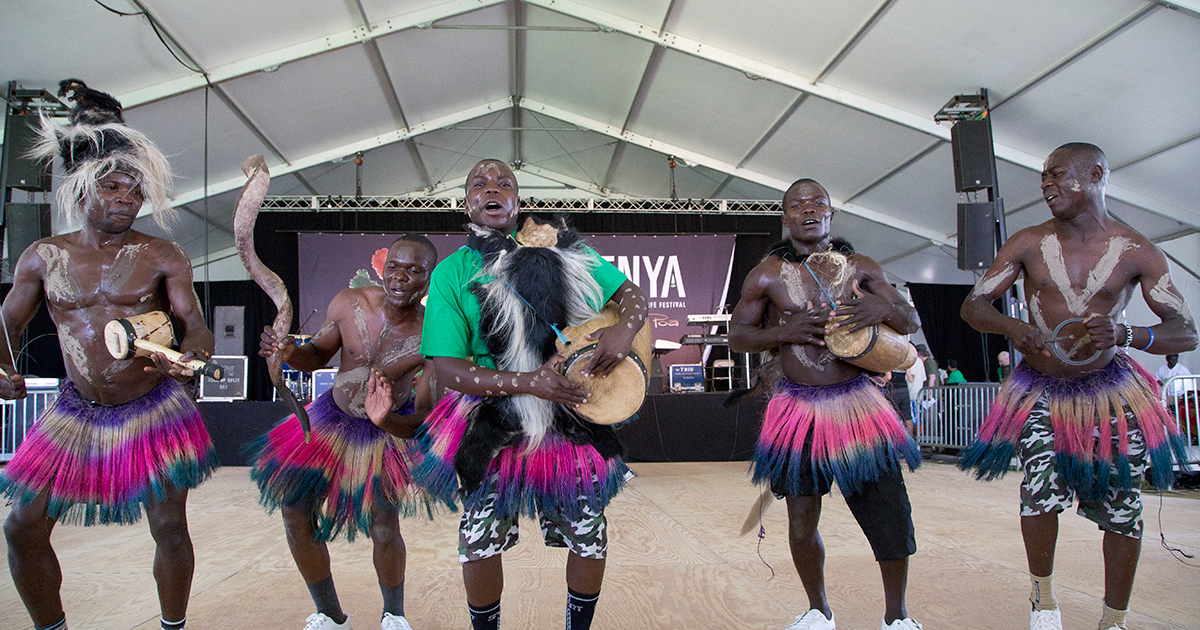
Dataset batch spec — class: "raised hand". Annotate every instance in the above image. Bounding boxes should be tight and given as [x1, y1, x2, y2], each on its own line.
[365, 369, 394, 428]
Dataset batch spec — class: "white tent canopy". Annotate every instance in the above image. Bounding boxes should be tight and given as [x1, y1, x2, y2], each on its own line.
[3, 0, 1198, 295]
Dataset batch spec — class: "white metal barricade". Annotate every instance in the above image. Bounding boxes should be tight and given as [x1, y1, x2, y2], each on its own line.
[1160, 374, 1200, 465]
[914, 383, 1000, 450]
[0, 378, 61, 462]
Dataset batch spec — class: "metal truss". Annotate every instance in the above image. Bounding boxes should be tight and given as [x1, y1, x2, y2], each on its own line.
[257, 195, 781, 215]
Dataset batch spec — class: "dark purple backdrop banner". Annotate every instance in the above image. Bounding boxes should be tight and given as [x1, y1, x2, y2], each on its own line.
[297, 233, 736, 367]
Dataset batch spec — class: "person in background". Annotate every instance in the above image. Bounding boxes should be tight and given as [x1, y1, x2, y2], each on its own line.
[945, 359, 966, 384]
[915, 344, 939, 387]
[997, 350, 1013, 382]
[1155, 353, 1191, 397]
[905, 353, 926, 437]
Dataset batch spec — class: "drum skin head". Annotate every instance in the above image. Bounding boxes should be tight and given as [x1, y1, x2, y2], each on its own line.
[561, 343, 647, 425]
[556, 301, 654, 425]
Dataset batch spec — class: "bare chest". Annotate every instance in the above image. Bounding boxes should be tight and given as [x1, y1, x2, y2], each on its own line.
[39, 243, 161, 311]
[1024, 234, 1136, 317]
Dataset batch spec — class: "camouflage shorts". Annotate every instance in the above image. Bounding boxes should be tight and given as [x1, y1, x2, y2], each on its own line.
[1018, 396, 1147, 538]
[457, 479, 608, 562]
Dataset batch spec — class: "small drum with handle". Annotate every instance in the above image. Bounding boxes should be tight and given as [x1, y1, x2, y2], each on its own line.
[104, 311, 224, 379]
[556, 302, 653, 425]
[824, 315, 916, 374]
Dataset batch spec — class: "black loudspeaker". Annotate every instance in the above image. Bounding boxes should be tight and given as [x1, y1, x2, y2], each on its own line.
[958, 201, 996, 271]
[4, 203, 51, 280]
[951, 119, 994, 193]
[3, 114, 52, 192]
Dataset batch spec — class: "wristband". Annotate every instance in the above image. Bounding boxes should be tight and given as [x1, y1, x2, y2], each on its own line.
[1120, 323, 1134, 349]
[1137, 326, 1155, 352]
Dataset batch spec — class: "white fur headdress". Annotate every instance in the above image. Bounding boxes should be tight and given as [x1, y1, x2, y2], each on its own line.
[27, 79, 175, 230]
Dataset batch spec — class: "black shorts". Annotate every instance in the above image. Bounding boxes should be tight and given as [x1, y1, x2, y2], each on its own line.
[771, 432, 917, 562]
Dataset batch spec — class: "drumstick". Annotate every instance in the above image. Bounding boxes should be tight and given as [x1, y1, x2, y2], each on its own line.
[135, 339, 224, 380]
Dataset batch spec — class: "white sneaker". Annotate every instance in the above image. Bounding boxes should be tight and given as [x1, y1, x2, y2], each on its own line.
[304, 613, 351, 630]
[381, 613, 413, 630]
[1030, 608, 1062, 630]
[786, 609, 836, 630]
[882, 618, 923, 630]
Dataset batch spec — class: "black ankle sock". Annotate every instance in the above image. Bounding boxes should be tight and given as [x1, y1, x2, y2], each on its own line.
[307, 576, 347, 625]
[468, 599, 501, 630]
[161, 616, 186, 630]
[566, 588, 600, 630]
[36, 617, 66, 630]
[381, 580, 405, 617]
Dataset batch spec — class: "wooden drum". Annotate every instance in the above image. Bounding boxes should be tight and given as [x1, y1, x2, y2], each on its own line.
[556, 302, 653, 425]
[824, 315, 916, 373]
[104, 310, 176, 360]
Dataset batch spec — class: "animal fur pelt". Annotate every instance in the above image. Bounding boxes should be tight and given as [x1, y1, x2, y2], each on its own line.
[28, 78, 174, 229]
[452, 217, 625, 493]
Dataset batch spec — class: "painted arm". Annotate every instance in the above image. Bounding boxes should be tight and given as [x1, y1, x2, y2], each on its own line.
[259, 291, 344, 372]
[960, 232, 1049, 358]
[430, 354, 587, 407]
[728, 259, 830, 353]
[832, 255, 919, 334]
[583, 279, 648, 377]
[0, 244, 47, 399]
[1111, 244, 1197, 354]
[145, 242, 215, 381]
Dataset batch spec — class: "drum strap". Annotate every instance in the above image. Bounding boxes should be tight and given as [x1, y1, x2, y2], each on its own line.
[803, 261, 839, 306]
[464, 246, 571, 345]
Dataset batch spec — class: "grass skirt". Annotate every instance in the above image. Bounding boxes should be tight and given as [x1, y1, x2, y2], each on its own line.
[0, 378, 216, 526]
[959, 354, 1189, 495]
[752, 375, 921, 495]
[408, 392, 631, 520]
[249, 390, 441, 542]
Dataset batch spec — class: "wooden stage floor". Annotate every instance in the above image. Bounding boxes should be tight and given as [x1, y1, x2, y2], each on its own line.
[2, 461, 1198, 629]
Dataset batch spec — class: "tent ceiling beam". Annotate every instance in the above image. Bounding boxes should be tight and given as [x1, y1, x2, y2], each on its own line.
[158, 98, 515, 216]
[520, 98, 955, 247]
[510, 0, 527, 165]
[362, 37, 433, 189]
[600, 0, 677, 191]
[529, 0, 1200, 229]
[516, 163, 632, 198]
[991, 4, 1158, 110]
[1152, 0, 1200, 19]
[1112, 129, 1200, 171]
[117, 0, 507, 109]
[710, 92, 810, 198]
[813, 0, 899, 84]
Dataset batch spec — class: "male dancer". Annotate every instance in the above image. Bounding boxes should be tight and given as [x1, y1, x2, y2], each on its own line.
[959, 143, 1194, 630]
[410, 159, 647, 630]
[729, 179, 923, 630]
[252, 235, 440, 630]
[0, 80, 216, 630]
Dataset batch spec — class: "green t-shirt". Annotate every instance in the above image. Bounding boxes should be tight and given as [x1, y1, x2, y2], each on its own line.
[420, 244, 628, 369]
[946, 369, 966, 384]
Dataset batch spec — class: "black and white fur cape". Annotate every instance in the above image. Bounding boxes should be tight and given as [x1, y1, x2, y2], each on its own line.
[454, 218, 625, 494]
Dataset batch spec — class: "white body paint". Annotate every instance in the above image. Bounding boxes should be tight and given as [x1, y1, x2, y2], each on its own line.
[972, 262, 1015, 297]
[38, 244, 80, 303]
[1040, 235, 1134, 315]
[1148, 272, 1193, 326]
